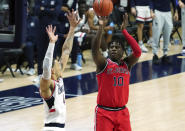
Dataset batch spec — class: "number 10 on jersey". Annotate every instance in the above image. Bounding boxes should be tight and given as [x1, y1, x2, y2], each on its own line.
[113, 76, 124, 87]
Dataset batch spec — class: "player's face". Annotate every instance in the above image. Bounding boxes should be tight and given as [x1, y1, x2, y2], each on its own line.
[78, 4, 87, 15]
[108, 42, 124, 61]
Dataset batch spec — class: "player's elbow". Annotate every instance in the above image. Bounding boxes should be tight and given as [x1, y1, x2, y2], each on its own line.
[133, 50, 141, 58]
[40, 78, 51, 92]
[136, 49, 142, 57]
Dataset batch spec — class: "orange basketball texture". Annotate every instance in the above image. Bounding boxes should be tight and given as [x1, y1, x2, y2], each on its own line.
[93, 0, 113, 16]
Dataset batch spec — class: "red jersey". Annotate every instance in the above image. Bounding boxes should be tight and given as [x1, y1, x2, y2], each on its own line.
[96, 58, 130, 107]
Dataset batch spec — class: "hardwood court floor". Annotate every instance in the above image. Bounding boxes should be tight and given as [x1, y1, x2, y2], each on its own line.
[0, 43, 185, 131]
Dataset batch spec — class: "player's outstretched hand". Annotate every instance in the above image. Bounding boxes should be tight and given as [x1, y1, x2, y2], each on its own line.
[46, 25, 58, 43]
[121, 13, 128, 30]
[67, 9, 81, 29]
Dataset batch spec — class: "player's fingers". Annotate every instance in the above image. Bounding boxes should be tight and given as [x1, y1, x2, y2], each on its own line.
[56, 35, 58, 39]
[51, 25, 53, 32]
[77, 18, 82, 25]
[75, 11, 79, 21]
[72, 9, 74, 15]
[53, 26, 56, 33]
[46, 27, 49, 33]
[48, 25, 51, 32]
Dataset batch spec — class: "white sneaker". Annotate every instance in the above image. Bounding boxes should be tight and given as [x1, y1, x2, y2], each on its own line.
[26, 68, 35, 76]
[182, 47, 185, 54]
[0, 79, 4, 83]
[70, 64, 82, 71]
[140, 44, 148, 52]
[147, 39, 153, 47]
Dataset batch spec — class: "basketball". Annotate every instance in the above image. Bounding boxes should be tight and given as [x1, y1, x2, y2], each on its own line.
[93, 0, 113, 16]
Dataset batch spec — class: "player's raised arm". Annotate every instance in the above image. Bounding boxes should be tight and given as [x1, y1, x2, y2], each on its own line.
[60, 9, 81, 74]
[91, 18, 107, 73]
[121, 14, 141, 69]
[40, 25, 58, 98]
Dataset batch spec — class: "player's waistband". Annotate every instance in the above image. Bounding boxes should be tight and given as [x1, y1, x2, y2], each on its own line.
[97, 104, 126, 111]
[45, 123, 65, 128]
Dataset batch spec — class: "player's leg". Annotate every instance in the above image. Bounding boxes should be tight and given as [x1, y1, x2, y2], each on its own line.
[136, 6, 148, 52]
[137, 23, 144, 45]
[24, 41, 35, 75]
[163, 12, 173, 55]
[162, 11, 173, 63]
[115, 108, 131, 131]
[145, 6, 153, 46]
[37, 29, 49, 75]
[181, 7, 185, 54]
[152, 11, 164, 54]
[94, 106, 114, 131]
[152, 10, 164, 64]
[70, 37, 82, 70]
[147, 22, 153, 46]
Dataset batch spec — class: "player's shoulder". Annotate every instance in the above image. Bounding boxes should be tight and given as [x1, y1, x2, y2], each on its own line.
[88, 8, 95, 15]
[54, 77, 64, 87]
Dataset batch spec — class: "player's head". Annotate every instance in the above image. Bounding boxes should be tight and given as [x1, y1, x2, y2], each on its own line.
[78, 1, 89, 16]
[51, 59, 62, 80]
[108, 35, 125, 62]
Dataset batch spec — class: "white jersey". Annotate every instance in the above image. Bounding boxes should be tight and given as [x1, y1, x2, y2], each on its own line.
[89, 8, 99, 25]
[83, 8, 99, 30]
[42, 77, 66, 131]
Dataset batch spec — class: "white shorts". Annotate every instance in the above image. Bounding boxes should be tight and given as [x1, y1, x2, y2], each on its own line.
[136, 6, 152, 23]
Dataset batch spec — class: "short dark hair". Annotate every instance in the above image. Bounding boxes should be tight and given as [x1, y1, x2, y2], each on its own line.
[108, 34, 126, 50]
[78, 0, 86, 4]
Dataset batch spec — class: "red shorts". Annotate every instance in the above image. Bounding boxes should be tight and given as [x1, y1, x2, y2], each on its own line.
[94, 106, 131, 131]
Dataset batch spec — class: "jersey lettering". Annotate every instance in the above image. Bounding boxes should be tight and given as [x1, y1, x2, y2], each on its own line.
[58, 85, 64, 95]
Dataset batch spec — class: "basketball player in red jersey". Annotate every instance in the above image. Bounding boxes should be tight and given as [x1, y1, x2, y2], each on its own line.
[92, 14, 142, 131]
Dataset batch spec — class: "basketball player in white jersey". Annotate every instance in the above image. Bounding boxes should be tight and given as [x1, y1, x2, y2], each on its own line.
[39, 10, 80, 131]
[86, 7, 114, 58]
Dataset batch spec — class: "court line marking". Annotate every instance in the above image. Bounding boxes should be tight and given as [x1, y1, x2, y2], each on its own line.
[177, 56, 185, 59]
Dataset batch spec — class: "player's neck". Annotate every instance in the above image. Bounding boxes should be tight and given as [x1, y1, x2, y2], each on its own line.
[110, 58, 120, 64]
[51, 75, 57, 81]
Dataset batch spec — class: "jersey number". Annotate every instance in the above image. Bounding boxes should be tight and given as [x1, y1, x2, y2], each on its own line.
[113, 76, 124, 86]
